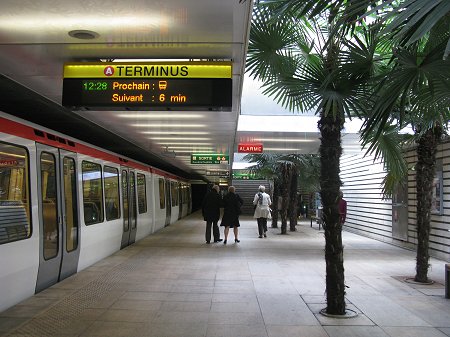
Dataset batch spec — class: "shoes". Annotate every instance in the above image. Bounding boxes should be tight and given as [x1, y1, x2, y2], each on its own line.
[206, 241, 210, 244]
[258, 235, 262, 238]
[223, 240, 227, 244]
[264, 234, 267, 238]
[235, 239, 240, 243]
[214, 239, 223, 243]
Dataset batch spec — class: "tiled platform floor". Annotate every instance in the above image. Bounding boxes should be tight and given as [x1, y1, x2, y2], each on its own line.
[1, 212, 449, 337]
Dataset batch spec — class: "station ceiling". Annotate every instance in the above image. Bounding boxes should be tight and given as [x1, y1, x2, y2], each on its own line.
[0, 0, 361, 183]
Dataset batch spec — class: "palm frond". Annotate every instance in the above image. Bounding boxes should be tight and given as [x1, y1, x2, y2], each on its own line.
[361, 124, 410, 197]
[380, 0, 450, 57]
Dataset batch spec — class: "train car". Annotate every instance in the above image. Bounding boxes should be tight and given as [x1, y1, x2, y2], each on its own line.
[0, 112, 191, 312]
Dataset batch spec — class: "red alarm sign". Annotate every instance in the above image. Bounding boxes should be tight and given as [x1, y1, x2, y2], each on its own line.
[238, 143, 263, 153]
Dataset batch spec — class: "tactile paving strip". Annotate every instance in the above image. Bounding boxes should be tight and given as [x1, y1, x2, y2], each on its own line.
[7, 252, 146, 336]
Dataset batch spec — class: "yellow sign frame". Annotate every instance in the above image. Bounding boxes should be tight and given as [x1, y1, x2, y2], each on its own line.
[63, 61, 232, 79]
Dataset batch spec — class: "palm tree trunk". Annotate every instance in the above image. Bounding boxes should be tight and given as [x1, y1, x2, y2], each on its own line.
[280, 162, 293, 234]
[271, 179, 280, 228]
[415, 125, 442, 283]
[319, 113, 346, 315]
[289, 167, 298, 231]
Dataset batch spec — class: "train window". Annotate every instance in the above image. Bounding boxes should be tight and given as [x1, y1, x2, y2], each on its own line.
[180, 184, 185, 201]
[158, 178, 165, 209]
[187, 186, 191, 204]
[171, 181, 178, 206]
[82, 161, 104, 225]
[63, 157, 78, 252]
[104, 166, 120, 221]
[137, 173, 147, 214]
[0, 142, 31, 244]
[41, 152, 59, 260]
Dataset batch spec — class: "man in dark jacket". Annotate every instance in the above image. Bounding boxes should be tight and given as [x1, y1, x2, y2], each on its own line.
[338, 191, 347, 224]
[202, 185, 223, 243]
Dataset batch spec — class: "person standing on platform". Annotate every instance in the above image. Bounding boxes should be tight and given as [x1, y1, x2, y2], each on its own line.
[338, 191, 347, 224]
[220, 186, 243, 244]
[253, 185, 272, 238]
[202, 185, 223, 244]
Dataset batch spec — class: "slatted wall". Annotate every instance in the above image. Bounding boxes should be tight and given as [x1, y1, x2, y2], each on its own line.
[232, 180, 271, 215]
[340, 137, 450, 261]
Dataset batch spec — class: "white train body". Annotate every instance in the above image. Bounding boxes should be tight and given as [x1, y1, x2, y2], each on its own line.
[0, 113, 191, 312]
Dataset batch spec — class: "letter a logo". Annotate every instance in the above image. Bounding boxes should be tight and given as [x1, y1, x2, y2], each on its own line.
[104, 66, 114, 76]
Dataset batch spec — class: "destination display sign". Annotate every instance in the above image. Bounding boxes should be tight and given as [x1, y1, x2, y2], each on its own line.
[191, 154, 229, 164]
[62, 62, 232, 110]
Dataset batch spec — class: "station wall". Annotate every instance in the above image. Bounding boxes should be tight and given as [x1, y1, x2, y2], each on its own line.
[340, 137, 450, 261]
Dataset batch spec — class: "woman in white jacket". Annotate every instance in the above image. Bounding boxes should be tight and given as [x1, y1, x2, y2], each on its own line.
[253, 185, 272, 238]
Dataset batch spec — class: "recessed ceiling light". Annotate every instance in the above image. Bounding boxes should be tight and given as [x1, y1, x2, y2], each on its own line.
[155, 142, 214, 146]
[131, 124, 206, 128]
[255, 138, 314, 142]
[264, 148, 301, 151]
[68, 30, 99, 40]
[141, 131, 210, 135]
[118, 113, 203, 118]
[149, 137, 211, 141]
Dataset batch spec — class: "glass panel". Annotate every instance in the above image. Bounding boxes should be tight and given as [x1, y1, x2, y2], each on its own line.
[82, 161, 103, 225]
[130, 172, 137, 229]
[122, 170, 129, 231]
[137, 173, 147, 214]
[159, 178, 165, 209]
[104, 166, 120, 220]
[41, 152, 58, 260]
[63, 157, 78, 252]
[0, 142, 30, 244]
[165, 180, 171, 209]
[171, 182, 178, 206]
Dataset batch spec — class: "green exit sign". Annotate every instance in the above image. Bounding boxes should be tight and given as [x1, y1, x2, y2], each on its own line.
[191, 154, 229, 164]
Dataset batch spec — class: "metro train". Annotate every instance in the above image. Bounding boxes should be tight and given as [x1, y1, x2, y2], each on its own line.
[0, 112, 192, 312]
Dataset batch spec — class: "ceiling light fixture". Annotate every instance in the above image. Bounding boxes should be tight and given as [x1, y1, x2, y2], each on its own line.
[68, 30, 99, 40]
[110, 58, 194, 62]
[118, 113, 203, 118]
[255, 138, 314, 142]
[155, 142, 214, 146]
[264, 148, 302, 151]
[149, 137, 211, 141]
[131, 124, 206, 128]
[141, 131, 210, 135]
[165, 146, 215, 151]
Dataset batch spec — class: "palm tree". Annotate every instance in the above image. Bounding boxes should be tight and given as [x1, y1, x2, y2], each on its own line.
[244, 153, 320, 232]
[247, 0, 386, 315]
[288, 163, 298, 231]
[362, 11, 450, 283]
[379, 0, 450, 59]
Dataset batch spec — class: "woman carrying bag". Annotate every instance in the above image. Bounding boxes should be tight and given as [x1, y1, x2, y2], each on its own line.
[253, 185, 272, 238]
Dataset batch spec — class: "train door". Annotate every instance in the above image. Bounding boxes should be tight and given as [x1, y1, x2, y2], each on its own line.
[35, 145, 80, 293]
[164, 179, 171, 226]
[121, 167, 137, 248]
